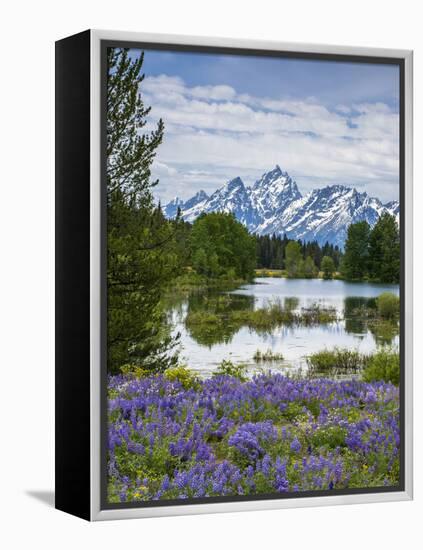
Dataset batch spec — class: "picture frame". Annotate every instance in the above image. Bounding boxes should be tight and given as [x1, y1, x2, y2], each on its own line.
[55, 29, 413, 521]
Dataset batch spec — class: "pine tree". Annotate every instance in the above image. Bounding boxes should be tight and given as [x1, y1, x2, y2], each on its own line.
[368, 213, 400, 283]
[107, 48, 179, 374]
[341, 221, 370, 280]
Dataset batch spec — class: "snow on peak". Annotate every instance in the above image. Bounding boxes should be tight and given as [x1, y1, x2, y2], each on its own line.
[163, 166, 399, 247]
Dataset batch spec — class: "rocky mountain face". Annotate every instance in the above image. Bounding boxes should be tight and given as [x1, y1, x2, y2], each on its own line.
[164, 165, 399, 248]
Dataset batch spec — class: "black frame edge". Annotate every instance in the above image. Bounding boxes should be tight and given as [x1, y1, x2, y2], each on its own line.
[55, 29, 91, 521]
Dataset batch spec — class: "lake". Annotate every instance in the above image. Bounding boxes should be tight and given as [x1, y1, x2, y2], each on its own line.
[167, 278, 399, 377]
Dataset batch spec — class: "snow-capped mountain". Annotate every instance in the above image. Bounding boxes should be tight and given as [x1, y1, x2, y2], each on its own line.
[264, 185, 389, 246]
[183, 190, 209, 211]
[384, 200, 400, 219]
[163, 196, 185, 219]
[186, 177, 259, 227]
[164, 166, 399, 248]
[164, 190, 209, 219]
[250, 165, 302, 224]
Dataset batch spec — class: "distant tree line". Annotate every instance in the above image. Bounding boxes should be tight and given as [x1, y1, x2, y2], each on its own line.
[170, 214, 341, 281]
[169, 213, 400, 283]
[255, 233, 342, 277]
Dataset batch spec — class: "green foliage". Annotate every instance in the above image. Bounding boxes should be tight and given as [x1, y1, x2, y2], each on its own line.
[303, 256, 318, 278]
[310, 425, 347, 449]
[321, 255, 336, 279]
[282, 402, 306, 421]
[362, 349, 400, 385]
[190, 213, 256, 280]
[255, 233, 341, 271]
[368, 319, 399, 346]
[285, 241, 304, 278]
[106, 48, 182, 374]
[107, 201, 181, 373]
[254, 268, 287, 278]
[106, 48, 164, 198]
[340, 214, 399, 284]
[212, 360, 249, 381]
[376, 292, 400, 319]
[119, 364, 149, 378]
[164, 365, 200, 390]
[341, 221, 371, 280]
[368, 213, 400, 283]
[192, 247, 208, 275]
[306, 348, 369, 376]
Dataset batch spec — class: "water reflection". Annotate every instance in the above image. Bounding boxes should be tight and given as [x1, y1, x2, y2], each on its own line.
[165, 278, 399, 375]
[182, 291, 254, 346]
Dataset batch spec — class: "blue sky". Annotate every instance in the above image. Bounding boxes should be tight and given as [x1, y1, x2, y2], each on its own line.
[129, 48, 400, 203]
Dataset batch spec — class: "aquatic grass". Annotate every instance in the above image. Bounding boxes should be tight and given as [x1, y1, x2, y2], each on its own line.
[185, 299, 337, 334]
[306, 348, 369, 377]
[107, 372, 400, 503]
[306, 347, 400, 384]
[253, 349, 285, 362]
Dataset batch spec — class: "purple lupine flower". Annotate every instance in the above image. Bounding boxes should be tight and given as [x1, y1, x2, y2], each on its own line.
[290, 438, 301, 453]
[107, 372, 400, 501]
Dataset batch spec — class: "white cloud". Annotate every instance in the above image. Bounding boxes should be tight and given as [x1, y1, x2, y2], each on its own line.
[153, 161, 178, 177]
[142, 74, 399, 203]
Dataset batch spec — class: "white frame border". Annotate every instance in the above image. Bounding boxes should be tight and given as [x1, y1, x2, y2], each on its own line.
[89, 29, 413, 521]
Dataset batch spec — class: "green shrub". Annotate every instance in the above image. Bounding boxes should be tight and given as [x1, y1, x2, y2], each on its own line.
[164, 365, 200, 389]
[281, 402, 306, 421]
[306, 348, 367, 376]
[376, 292, 399, 319]
[212, 359, 249, 381]
[310, 425, 347, 449]
[321, 255, 336, 279]
[362, 348, 400, 385]
[120, 364, 149, 378]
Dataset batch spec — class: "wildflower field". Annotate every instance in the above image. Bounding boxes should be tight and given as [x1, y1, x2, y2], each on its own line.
[107, 373, 400, 502]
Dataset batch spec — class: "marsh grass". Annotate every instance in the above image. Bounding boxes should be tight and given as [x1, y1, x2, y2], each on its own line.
[306, 348, 370, 377]
[185, 299, 337, 334]
[253, 349, 285, 363]
[306, 347, 400, 384]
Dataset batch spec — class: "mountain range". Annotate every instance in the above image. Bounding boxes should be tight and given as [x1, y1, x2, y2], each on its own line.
[163, 166, 399, 248]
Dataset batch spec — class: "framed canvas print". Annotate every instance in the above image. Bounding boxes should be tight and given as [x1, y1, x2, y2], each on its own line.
[55, 29, 413, 521]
